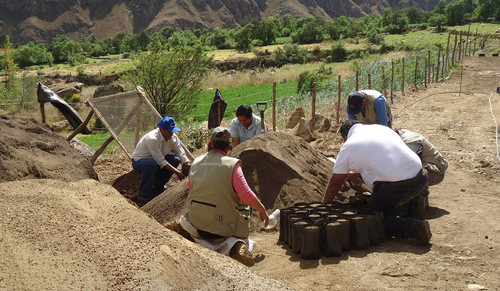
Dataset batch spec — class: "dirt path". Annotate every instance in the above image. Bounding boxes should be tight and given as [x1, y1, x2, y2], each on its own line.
[248, 55, 500, 290]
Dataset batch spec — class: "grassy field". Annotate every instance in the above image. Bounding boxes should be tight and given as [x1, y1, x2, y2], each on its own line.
[6, 22, 500, 154]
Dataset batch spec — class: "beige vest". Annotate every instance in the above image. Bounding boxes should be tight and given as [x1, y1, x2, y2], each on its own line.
[354, 90, 393, 126]
[187, 151, 250, 238]
[399, 129, 449, 174]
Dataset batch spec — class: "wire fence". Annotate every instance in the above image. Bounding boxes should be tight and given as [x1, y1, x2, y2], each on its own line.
[2, 29, 499, 151]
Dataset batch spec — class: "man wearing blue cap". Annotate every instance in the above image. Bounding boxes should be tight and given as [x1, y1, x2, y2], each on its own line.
[347, 89, 393, 128]
[132, 116, 190, 203]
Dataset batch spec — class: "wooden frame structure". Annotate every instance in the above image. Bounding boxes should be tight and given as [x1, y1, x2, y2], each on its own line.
[67, 90, 194, 165]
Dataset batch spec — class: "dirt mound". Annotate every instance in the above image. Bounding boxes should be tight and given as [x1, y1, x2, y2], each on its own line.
[0, 114, 98, 182]
[0, 179, 290, 290]
[141, 131, 334, 225]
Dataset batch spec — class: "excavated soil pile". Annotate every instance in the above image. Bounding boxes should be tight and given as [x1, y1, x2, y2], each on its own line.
[0, 179, 290, 290]
[0, 114, 98, 182]
[141, 131, 334, 225]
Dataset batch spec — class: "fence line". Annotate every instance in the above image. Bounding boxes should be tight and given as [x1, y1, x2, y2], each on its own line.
[4, 30, 498, 135]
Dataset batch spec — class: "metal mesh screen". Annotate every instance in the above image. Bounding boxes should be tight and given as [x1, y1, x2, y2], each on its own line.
[87, 91, 161, 157]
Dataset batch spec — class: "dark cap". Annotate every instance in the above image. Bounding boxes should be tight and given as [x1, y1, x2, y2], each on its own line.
[210, 126, 231, 142]
[157, 117, 181, 133]
[348, 92, 364, 114]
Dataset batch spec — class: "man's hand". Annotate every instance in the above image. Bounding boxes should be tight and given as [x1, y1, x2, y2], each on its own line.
[176, 171, 186, 181]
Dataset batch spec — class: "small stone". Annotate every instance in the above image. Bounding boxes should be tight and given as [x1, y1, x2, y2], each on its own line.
[461, 189, 466, 192]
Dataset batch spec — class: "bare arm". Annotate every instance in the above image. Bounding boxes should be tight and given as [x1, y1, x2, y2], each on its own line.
[231, 137, 240, 149]
[322, 173, 349, 204]
[163, 163, 186, 180]
[247, 197, 269, 227]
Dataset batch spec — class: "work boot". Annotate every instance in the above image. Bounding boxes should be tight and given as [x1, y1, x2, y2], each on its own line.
[416, 220, 432, 245]
[230, 241, 254, 267]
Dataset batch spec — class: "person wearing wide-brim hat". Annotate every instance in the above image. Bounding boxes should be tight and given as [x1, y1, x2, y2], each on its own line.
[347, 89, 393, 128]
[177, 126, 269, 266]
[132, 116, 190, 203]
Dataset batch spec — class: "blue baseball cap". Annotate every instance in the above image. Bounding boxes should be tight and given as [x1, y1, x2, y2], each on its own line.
[348, 92, 364, 114]
[157, 117, 181, 133]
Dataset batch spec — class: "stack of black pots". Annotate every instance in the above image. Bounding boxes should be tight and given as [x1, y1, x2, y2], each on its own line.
[278, 199, 385, 260]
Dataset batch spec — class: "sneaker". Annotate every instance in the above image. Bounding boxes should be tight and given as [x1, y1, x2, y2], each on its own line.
[230, 241, 254, 267]
[417, 220, 432, 245]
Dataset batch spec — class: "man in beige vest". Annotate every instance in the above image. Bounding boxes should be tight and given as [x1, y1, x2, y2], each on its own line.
[347, 90, 393, 128]
[397, 129, 448, 186]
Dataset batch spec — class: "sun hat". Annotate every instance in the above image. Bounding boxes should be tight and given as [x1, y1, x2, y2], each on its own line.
[157, 117, 181, 133]
[210, 126, 231, 142]
[347, 92, 364, 114]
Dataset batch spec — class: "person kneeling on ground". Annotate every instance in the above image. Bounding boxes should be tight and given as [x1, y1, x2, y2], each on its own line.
[170, 126, 269, 266]
[396, 129, 448, 186]
[132, 117, 190, 203]
[323, 120, 432, 245]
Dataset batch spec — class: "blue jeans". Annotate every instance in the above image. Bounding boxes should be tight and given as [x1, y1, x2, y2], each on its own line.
[132, 154, 180, 198]
[370, 169, 428, 239]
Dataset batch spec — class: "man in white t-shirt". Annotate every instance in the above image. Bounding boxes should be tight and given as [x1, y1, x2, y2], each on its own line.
[323, 120, 432, 245]
[230, 105, 266, 148]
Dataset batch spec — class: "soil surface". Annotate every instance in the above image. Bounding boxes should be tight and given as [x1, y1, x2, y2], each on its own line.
[1, 53, 499, 290]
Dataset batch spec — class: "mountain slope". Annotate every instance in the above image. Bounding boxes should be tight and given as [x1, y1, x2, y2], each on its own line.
[0, 0, 439, 44]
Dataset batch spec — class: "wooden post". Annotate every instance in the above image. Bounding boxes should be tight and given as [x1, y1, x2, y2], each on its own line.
[452, 33, 458, 65]
[445, 33, 451, 75]
[414, 55, 418, 90]
[402, 57, 405, 95]
[39, 101, 46, 124]
[391, 60, 394, 103]
[432, 64, 435, 83]
[382, 66, 386, 98]
[368, 73, 371, 89]
[355, 70, 359, 91]
[459, 31, 463, 61]
[436, 46, 441, 83]
[473, 28, 478, 55]
[466, 23, 471, 56]
[336, 75, 341, 124]
[424, 58, 427, 88]
[427, 50, 431, 84]
[272, 82, 276, 131]
[441, 54, 445, 79]
[311, 82, 316, 132]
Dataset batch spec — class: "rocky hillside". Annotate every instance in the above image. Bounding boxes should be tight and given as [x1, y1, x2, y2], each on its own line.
[0, 0, 439, 44]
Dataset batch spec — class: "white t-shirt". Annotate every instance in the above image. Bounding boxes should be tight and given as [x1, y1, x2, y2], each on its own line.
[230, 113, 266, 143]
[333, 124, 422, 189]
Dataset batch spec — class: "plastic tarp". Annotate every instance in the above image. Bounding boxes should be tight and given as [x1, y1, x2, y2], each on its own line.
[37, 83, 91, 134]
[207, 89, 227, 129]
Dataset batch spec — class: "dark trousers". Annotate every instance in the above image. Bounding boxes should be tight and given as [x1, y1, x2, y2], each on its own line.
[370, 168, 428, 239]
[132, 154, 180, 198]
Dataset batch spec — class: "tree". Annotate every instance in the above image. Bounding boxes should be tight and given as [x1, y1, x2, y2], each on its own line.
[324, 19, 341, 41]
[233, 23, 255, 52]
[255, 18, 278, 45]
[14, 41, 49, 67]
[50, 35, 85, 64]
[131, 45, 213, 116]
[428, 14, 448, 32]
[2, 36, 17, 90]
[445, 0, 476, 25]
[380, 8, 410, 34]
[291, 17, 325, 44]
[208, 27, 229, 49]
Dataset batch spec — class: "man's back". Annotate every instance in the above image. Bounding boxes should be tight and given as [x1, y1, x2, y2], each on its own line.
[334, 124, 422, 188]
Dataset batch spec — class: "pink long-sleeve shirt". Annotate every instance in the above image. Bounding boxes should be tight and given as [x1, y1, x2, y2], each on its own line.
[187, 149, 257, 204]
